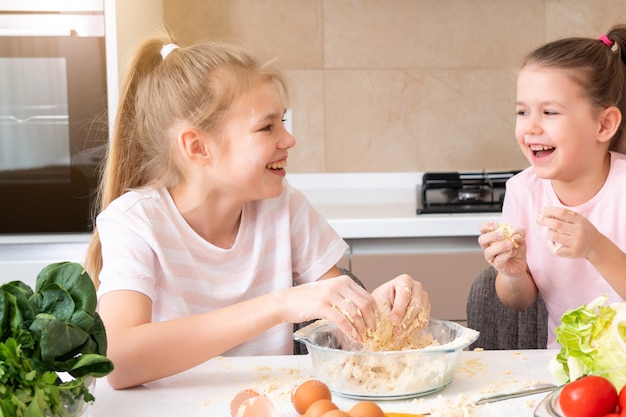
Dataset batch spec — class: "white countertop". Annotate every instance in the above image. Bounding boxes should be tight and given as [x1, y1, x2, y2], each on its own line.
[85, 349, 558, 417]
[287, 172, 502, 239]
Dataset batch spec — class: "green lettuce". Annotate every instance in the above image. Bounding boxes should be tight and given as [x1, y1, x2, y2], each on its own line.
[550, 295, 626, 390]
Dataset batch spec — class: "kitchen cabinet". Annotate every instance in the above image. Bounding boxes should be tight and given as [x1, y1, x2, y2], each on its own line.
[0, 235, 89, 287]
[344, 236, 489, 326]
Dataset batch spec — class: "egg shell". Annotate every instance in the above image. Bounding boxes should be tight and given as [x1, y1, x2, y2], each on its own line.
[304, 399, 339, 417]
[291, 379, 332, 414]
[230, 388, 261, 417]
[348, 401, 385, 417]
[321, 410, 350, 417]
[235, 395, 277, 417]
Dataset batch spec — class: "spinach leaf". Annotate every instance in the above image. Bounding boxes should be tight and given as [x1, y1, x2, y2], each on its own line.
[35, 263, 96, 314]
[0, 262, 114, 416]
[2, 289, 34, 350]
[29, 314, 90, 364]
[38, 283, 75, 322]
[0, 289, 8, 340]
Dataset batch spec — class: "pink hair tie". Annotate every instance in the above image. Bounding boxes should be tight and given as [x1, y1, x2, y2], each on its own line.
[599, 34, 614, 47]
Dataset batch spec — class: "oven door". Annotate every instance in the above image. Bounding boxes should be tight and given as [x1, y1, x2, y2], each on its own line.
[0, 10, 107, 234]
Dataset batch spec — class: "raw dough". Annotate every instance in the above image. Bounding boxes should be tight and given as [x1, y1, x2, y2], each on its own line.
[495, 223, 519, 248]
[362, 301, 432, 352]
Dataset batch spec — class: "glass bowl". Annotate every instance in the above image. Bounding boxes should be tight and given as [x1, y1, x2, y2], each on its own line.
[534, 386, 564, 417]
[45, 375, 94, 417]
[293, 318, 479, 399]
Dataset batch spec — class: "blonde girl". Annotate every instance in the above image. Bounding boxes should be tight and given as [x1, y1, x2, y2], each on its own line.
[84, 36, 429, 389]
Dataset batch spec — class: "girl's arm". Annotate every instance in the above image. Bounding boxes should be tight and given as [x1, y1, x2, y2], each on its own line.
[585, 229, 626, 297]
[99, 272, 378, 389]
[494, 269, 539, 311]
[479, 221, 538, 311]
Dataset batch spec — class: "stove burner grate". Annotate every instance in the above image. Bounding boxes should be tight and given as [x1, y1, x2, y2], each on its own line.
[416, 171, 520, 214]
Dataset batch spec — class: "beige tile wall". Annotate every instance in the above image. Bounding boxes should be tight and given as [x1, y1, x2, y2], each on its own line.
[163, 0, 626, 173]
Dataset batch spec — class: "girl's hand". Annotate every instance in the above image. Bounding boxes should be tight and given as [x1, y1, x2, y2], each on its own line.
[478, 221, 527, 278]
[371, 274, 430, 336]
[536, 207, 598, 259]
[285, 275, 378, 342]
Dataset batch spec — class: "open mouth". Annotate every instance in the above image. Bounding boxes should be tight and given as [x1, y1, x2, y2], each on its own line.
[529, 144, 555, 158]
[266, 160, 287, 170]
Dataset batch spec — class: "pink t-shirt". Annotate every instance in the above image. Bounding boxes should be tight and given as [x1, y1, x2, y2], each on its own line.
[96, 182, 348, 356]
[503, 151, 626, 348]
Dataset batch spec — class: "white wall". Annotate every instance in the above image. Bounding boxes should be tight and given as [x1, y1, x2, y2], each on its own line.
[104, 0, 164, 134]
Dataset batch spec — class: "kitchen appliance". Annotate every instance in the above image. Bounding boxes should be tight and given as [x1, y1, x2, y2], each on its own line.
[416, 171, 520, 214]
[0, 1, 107, 234]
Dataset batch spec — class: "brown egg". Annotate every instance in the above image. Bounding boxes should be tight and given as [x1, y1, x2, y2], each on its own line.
[291, 379, 332, 414]
[304, 399, 339, 417]
[230, 388, 260, 417]
[235, 395, 277, 417]
[322, 410, 350, 417]
[348, 401, 385, 417]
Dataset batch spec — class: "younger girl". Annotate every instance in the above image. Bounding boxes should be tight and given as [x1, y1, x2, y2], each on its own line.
[84, 36, 429, 389]
[479, 24, 626, 348]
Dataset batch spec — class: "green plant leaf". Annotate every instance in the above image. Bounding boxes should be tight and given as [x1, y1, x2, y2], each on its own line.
[0, 289, 8, 341]
[87, 314, 108, 356]
[63, 353, 115, 378]
[38, 284, 74, 322]
[68, 310, 95, 333]
[29, 314, 89, 364]
[35, 263, 97, 314]
[0, 262, 113, 416]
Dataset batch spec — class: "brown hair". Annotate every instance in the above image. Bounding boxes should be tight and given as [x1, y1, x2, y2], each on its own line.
[84, 35, 288, 285]
[522, 24, 626, 150]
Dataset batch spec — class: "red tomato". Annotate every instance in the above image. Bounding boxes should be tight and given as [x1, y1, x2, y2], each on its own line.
[619, 384, 626, 413]
[559, 376, 617, 417]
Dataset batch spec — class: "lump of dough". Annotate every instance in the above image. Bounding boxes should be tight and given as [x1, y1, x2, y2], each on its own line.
[495, 222, 519, 248]
[361, 301, 433, 352]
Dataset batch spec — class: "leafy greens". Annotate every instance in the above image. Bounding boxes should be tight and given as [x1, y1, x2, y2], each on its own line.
[551, 295, 626, 390]
[0, 262, 114, 416]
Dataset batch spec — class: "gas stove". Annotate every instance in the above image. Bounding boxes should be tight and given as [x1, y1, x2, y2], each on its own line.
[416, 171, 520, 214]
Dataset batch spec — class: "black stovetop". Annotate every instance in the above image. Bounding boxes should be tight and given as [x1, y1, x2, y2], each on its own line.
[416, 171, 520, 214]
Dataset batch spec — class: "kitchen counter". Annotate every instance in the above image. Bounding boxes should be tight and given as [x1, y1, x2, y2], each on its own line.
[85, 349, 558, 416]
[287, 172, 501, 239]
[0, 172, 501, 285]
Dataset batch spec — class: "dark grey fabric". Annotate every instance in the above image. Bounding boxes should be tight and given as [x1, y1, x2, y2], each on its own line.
[466, 266, 548, 350]
[293, 268, 365, 355]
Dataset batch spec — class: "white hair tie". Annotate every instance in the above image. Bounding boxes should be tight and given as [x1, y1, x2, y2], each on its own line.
[160, 43, 180, 60]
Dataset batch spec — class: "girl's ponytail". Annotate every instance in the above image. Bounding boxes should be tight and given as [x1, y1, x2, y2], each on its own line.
[85, 36, 175, 284]
[604, 25, 626, 153]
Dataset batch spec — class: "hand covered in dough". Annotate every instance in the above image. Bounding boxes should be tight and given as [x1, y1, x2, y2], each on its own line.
[536, 207, 599, 259]
[478, 221, 527, 279]
[283, 275, 378, 342]
[371, 274, 430, 338]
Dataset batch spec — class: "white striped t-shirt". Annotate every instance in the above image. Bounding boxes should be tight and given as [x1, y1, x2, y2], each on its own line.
[96, 182, 348, 356]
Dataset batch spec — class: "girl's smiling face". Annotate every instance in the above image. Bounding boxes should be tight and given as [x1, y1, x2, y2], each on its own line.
[209, 80, 295, 202]
[515, 65, 608, 183]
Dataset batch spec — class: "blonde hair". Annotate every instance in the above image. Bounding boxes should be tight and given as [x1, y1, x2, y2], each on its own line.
[84, 35, 288, 285]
